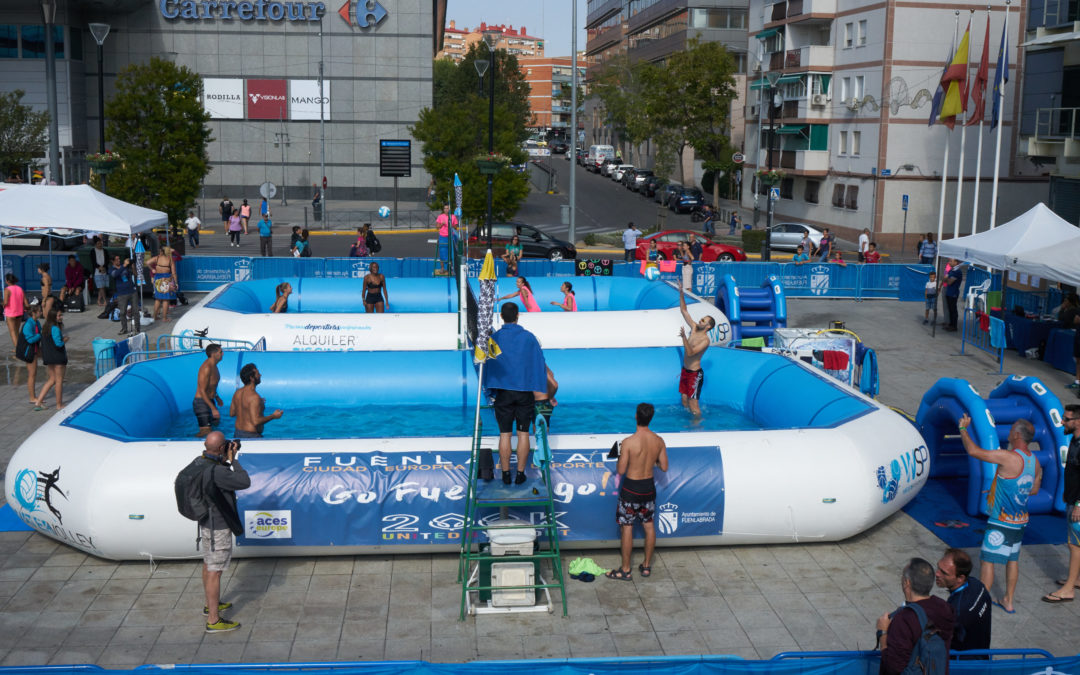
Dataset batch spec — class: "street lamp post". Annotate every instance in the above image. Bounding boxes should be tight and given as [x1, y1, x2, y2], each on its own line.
[763, 70, 781, 262]
[475, 30, 499, 249]
[42, 0, 60, 184]
[88, 22, 110, 190]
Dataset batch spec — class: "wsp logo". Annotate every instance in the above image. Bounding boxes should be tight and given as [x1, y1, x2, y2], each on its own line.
[876, 445, 929, 503]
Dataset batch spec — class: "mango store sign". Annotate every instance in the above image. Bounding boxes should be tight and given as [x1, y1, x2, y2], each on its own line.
[160, 0, 327, 22]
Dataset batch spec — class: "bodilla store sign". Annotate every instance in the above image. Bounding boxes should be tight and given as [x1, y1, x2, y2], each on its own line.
[160, 0, 389, 27]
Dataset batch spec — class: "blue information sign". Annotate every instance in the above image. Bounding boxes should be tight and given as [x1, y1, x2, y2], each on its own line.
[902, 194, 909, 211]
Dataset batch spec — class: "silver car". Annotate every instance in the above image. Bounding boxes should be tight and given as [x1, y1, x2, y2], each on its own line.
[768, 222, 824, 252]
[611, 164, 635, 182]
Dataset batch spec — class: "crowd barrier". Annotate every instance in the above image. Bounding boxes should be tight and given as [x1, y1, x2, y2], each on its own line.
[0, 649, 1067, 675]
[1, 253, 934, 301]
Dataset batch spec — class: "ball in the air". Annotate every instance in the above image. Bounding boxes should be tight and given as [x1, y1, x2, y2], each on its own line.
[377, 205, 391, 219]
[645, 266, 661, 281]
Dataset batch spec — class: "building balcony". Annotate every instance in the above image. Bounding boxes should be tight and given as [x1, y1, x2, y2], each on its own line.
[587, 0, 623, 27]
[551, 104, 572, 114]
[552, 72, 572, 83]
[774, 149, 830, 172]
[784, 45, 834, 70]
[1028, 107, 1080, 158]
[766, 0, 836, 23]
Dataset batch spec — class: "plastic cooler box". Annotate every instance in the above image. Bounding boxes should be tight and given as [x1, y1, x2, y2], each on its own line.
[486, 517, 537, 556]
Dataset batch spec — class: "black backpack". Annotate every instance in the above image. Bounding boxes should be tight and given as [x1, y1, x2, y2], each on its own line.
[900, 603, 948, 675]
[174, 457, 215, 521]
[368, 233, 382, 254]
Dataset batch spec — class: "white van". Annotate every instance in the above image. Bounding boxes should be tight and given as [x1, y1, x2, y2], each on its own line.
[587, 144, 615, 172]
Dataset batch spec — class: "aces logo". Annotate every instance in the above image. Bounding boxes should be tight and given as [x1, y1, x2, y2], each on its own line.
[245, 510, 292, 539]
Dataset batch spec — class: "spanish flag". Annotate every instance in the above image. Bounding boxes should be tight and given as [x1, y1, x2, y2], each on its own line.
[939, 21, 971, 126]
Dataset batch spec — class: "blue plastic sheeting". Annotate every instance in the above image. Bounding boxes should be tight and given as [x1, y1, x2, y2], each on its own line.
[897, 265, 933, 302]
[465, 276, 686, 311]
[11, 254, 74, 292]
[206, 277, 458, 314]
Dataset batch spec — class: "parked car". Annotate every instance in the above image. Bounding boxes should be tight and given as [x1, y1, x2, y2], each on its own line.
[670, 187, 706, 213]
[642, 175, 665, 198]
[549, 140, 569, 154]
[599, 159, 618, 176]
[468, 221, 577, 261]
[5, 228, 84, 250]
[620, 167, 643, 188]
[636, 230, 747, 262]
[768, 222, 825, 252]
[611, 164, 635, 182]
[655, 182, 681, 205]
[630, 169, 654, 191]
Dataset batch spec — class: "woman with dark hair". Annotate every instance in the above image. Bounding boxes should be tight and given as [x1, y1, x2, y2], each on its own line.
[363, 262, 389, 313]
[502, 235, 523, 276]
[498, 276, 541, 312]
[3, 273, 27, 352]
[34, 305, 67, 410]
[17, 301, 43, 402]
[550, 281, 577, 311]
[270, 282, 291, 313]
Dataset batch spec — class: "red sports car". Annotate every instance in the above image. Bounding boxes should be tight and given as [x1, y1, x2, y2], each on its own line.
[635, 230, 747, 262]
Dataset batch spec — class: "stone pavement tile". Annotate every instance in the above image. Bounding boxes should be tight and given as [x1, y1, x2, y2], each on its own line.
[644, 597, 697, 630]
[29, 566, 77, 582]
[33, 610, 82, 629]
[49, 645, 106, 665]
[110, 625, 162, 645]
[674, 577, 721, 597]
[336, 636, 386, 662]
[383, 638, 431, 661]
[68, 565, 116, 583]
[300, 592, 346, 623]
[273, 559, 315, 577]
[232, 559, 276, 576]
[656, 629, 707, 655]
[5, 579, 64, 610]
[63, 627, 117, 646]
[351, 557, 393, 576]
[295, 620, 343, 644]
[476, 635, 523, 660]
[754, 644, 800, 659]
[266, 574, 311, 593]
[312, 558, 354, 575]
[43, 551, 88, 568]
[132, 592, 181, 611]
[111, 562, 156, 580]
[843, 589, 895, 623]
[96, 643, 153, 666]
[744, 626, 799, 652]
[308, 574, 350, 591]
[604, 612, 652, 633]
[100, 578, 147, 595]
[195, 640, 248, 664]
[243, 641, 293, 663]
[123, 609, 173, 628]
[701, 626, 752, 651]
[258, 589, 306, 609]
[429, 584, 463, 622]
[523, 633, 569, 659]
[392, 556, 433, 577]
[145, 642, 201, 664]
[429, 636, 479, 662]
[0, 567, 37, 583]
[0, 580, 23, 598]
[635, 578, 677, 599]
[155, 616, 209, 643]
[429, 616, 473, 639]
[612, 631, 664, 656]
[256, 602, 304, 624]
[385, 617, 431, 642]
[87, 592, 137, 613]
[567, 631, 617, 657]
[2, 649, 55, 666]
[248, 621, 298, 643]
[803, 591, 857, 610]
[475, 612, 554, 637]
[597, 591, 644, 616]
[226, 575, 271, 594]
[47, 580, 107, 613]
[17, 627, 72, 649]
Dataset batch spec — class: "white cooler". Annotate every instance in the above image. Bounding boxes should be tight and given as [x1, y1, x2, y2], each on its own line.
[486, 517, 538, 556]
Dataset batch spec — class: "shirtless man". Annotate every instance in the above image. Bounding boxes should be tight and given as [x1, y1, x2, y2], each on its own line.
[229, 363, 282, 438]
[677, 285, 714, 417]
[194, 344, 224, 437]
[606, 403, 668, 581]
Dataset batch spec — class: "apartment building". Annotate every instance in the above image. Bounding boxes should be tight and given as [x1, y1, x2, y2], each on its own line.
[743, 0, 1042, 247]
[436, 21, 545, 63]
[519, 56, 587, 133]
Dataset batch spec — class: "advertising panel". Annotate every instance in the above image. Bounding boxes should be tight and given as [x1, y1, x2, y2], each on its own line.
[246, 79, 288, 120]
[289, 80, 331, 120]
[203, 78, 244, 119]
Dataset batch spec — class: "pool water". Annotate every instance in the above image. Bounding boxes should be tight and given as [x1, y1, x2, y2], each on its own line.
[163, 402, 761, 440]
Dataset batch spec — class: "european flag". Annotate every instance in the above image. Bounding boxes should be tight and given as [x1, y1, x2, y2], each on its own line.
[991, 22, 1009, 130]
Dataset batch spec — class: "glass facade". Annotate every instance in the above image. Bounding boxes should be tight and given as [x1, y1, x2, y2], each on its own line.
[0, 25, 16, 58]
[628, 11, 687, 50]
[689, 8, 748, 30]
[15, 25, 63, 59]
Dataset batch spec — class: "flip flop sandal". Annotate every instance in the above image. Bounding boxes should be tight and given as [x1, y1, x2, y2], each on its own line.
[991, 601, 1016, 614]
[638, 564, 652, 578]
[605, 568, 632, 582]
[1042, 593, 1074, 604]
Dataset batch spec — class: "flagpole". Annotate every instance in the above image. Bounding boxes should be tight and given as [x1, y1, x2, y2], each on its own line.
[990, 0, 1010, 229]
[953, 11, 974, 239]
[937, 10, 960, 258]
[971, 7, 990, 234]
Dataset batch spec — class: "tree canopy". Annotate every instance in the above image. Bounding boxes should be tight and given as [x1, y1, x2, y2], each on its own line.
[104, 57, 212, 227]
[0, 89, 48, 181]
[412, 47, 530, 222]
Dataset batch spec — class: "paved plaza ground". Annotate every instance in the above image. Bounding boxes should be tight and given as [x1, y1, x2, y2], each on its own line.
[0, 293, 1078, 666]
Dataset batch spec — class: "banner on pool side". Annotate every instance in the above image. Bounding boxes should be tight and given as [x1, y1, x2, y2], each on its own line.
[235, 447, 724, 547]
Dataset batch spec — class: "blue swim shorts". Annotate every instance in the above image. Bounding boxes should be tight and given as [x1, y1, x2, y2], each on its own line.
[981, 522, 1024, 564]
[1069, 513, 1080, 548]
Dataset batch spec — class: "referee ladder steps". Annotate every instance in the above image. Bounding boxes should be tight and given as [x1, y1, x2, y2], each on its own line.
[457, 414, 567, 618]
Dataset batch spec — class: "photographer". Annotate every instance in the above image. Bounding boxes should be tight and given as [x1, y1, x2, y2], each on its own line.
[196, 431, 250, 633]
[109, 255, 139, 336]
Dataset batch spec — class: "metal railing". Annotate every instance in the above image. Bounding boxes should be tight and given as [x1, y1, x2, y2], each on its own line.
[529, 160, 558, 194]
[1034, 107, 1080, 140]
[320, 209, 438, 231]
[155, 334, 261, 352]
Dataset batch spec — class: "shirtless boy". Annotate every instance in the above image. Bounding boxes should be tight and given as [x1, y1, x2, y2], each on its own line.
[606, 403, 669, 581]
[677, 285, 714, 417]
[194, 344, 224, 437]
[229, 363, 283, 438]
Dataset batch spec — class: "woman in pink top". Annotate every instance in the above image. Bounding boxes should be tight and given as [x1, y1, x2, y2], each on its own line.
[240, 199, 252, 234]
[550, 281, 577, 311]
[4, 273, 28, 352]
[499, 276, 541, 312]
[435, 205, 457, 272]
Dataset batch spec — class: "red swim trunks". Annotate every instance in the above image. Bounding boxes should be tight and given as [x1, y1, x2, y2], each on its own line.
[678, 367, 704, 399]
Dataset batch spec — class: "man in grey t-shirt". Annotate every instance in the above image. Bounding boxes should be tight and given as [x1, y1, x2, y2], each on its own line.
[622, 222, 640, 262]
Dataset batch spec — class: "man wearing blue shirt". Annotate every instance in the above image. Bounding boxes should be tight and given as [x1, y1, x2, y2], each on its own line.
[257, 216, 273, 257]
[484, 303, 548, 485]
[944, 259, 963, 331]
[109, 256, 139, 336]
[935, 548, 991, 656]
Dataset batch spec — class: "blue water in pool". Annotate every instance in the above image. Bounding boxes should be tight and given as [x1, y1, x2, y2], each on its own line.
[163, 402, 761, 439]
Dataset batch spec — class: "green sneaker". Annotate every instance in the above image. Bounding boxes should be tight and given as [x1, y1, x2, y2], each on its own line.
[202, 602, 233, 616]
[205, 618, 240, 633]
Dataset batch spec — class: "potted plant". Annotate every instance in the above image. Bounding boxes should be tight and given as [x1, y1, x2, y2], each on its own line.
[755, 168, 785, 185]
[475, 152, 512, 175]
[87, 150, 123, 174]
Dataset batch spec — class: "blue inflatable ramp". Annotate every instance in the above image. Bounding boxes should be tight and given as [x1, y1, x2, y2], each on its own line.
[915, 375, 1068, 516]
[714, 274, 787, 344]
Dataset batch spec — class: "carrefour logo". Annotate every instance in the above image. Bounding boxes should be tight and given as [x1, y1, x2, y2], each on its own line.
[161, 0, 327, 22]
[245, 510, 292, 539]
[337, 0, 388, 28]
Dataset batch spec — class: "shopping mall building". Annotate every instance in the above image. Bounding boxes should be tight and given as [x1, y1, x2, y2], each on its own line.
[1, 0, 448, 201]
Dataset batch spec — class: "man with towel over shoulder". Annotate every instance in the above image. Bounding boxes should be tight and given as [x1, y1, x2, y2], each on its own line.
[485, 303, 549, 486]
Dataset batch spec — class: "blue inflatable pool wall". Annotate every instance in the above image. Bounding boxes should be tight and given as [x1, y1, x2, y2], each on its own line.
[470, 276, 697, 312]
[915, 375, 1067, 516]
[208, 277, 460, 313]
[64, 347, 873, 442]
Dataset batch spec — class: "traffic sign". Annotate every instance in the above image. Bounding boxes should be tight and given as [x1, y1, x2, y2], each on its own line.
[880, 168, 892, 177]
[902, 194, 909, 211]
[259, 181, 276, 199]
[732, 152, 745, 164]
[769, 187, 780, 201]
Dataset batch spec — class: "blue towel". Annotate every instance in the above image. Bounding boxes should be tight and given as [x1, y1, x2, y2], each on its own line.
[990, 316, 1006, 349]
[859, 348, 879, 397]
[484, 323, 547, 392]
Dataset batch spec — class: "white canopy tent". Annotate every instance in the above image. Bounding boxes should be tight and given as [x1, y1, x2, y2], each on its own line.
[0, 184, 166, 236]
[937, 203, 1080, 271]
[1007, 237, 1080, 287]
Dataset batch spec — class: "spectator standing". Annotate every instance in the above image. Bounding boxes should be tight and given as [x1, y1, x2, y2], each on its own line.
[919, 233, 937, 264]
[935, 548, 992, 655]
[227, 212, 242, 247]
[1044, 405, 1080, 603]
[110, 256, 140, 336]
[622, 222, 640, 262]
[799, 231, 815, 257]
[792, 245, 810, 266]
[727, 211, 740, 236]
[701, 205, 715, 236]
[218, 196, 233, 230]
[93, 265, 108, 306]
[943, 259, 963, 331]
[289, 226, 302, 252]
[687, 233, 704, 261]
[876, 558, 954, 674]
[3, 273, 27, 352]
[16, 300, 42, 403]
[260, 196, 270, 220]
[435, 205, 457, 272]
[185, 211, 202, 249]
[923, 272, 938, 325]
[257, 214, 273, 257]
[817, 228, 833, 262]
[33, 306, 67, 410]
[677, 242, 694, 291]
[1058, 293, 1080, 390]
[864, 242, 881, 264]
[239, 199, 251, 235]
[858, 228, 870, 262]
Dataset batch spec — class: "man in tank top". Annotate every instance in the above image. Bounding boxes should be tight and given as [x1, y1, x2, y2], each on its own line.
[958, 413, 1042, 614]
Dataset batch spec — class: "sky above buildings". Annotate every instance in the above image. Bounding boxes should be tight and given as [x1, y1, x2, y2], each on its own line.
[446, 0, 588, 58]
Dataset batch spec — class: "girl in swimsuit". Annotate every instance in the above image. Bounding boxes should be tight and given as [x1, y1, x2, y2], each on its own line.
[550, 281, 577, 311]
[270, 282, 291, 313]
[3, 273, 27, 352]
[34, 306, 67, 410]
[498, 276, 540, 312]
[363, 262, 388, 313]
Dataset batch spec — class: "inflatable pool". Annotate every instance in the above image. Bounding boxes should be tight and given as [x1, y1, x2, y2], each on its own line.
[5, 347, 926, 561]
[173, 276, 731, 351]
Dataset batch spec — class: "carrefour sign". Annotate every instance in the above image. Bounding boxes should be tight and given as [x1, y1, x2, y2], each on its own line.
[161, 0, 389, 27]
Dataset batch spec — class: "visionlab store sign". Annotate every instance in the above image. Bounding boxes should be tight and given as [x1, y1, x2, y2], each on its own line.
[203, 79, 331, 120]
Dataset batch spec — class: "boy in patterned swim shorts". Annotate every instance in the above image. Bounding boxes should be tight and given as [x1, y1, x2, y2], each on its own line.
[607, 403, 669, 582]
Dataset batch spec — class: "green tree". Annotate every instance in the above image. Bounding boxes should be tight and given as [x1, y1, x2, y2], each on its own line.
[643, 39, 738, 201]
[413, 45, 531, 222]
[590, 57, 657, 166]
[105, 57, 212, 228]
[0, 89, 48, 181]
